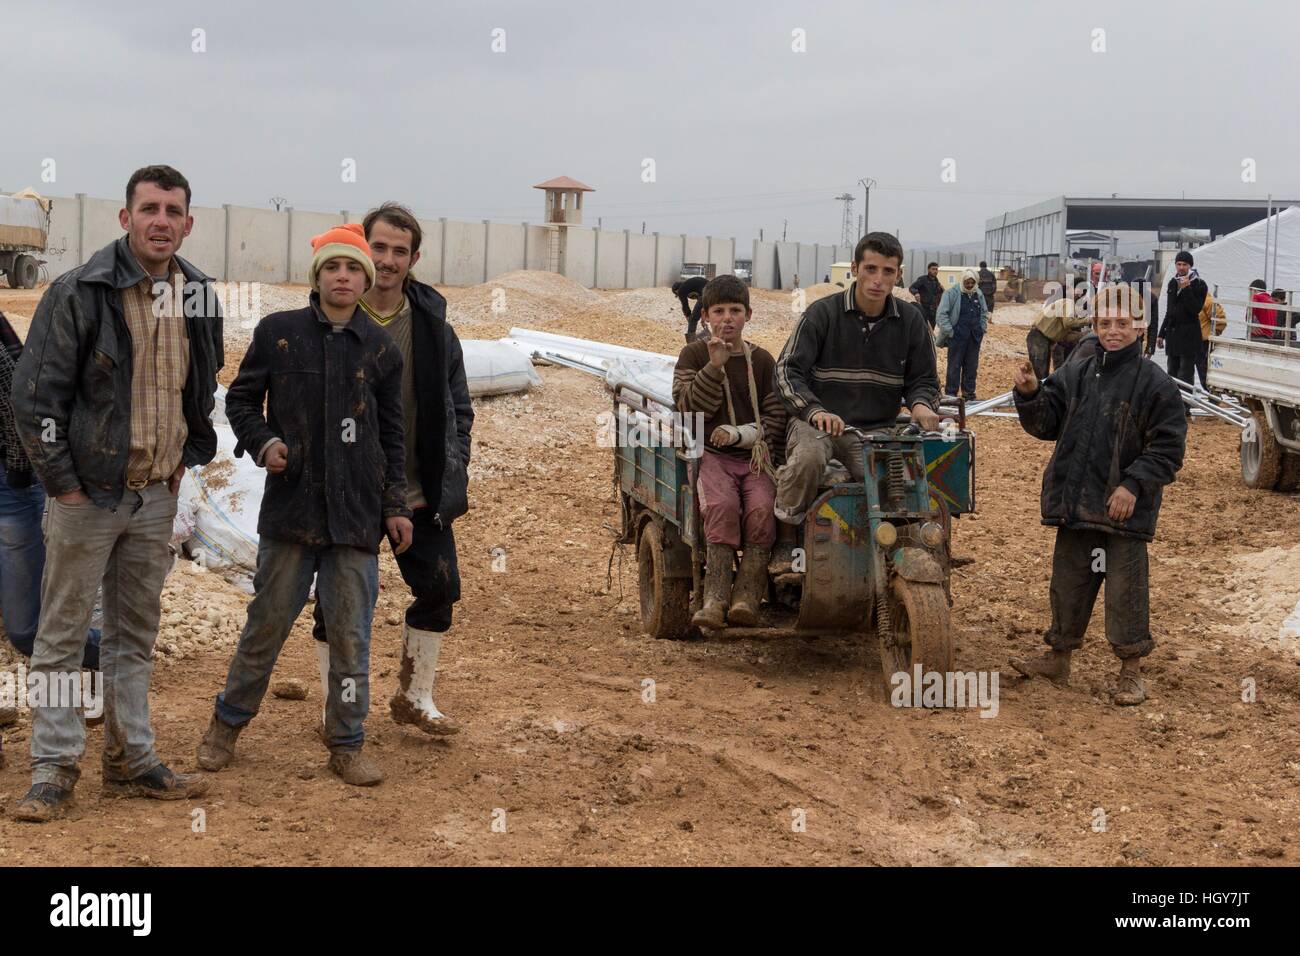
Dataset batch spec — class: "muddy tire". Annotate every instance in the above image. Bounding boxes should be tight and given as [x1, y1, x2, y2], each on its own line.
[1241, 409, 1282, 490]
[1276, 451, 1300, 493]
[877, 577, 953, 694]
[638, 521, 691, 640]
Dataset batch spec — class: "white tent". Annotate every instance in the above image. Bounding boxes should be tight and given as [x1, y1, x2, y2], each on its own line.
[1159, 207, 1300, 339]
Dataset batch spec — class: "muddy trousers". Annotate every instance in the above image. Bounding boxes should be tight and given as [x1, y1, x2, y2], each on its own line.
[695, 450, 776, 550]
[1026, 328, 1053, 382]
[1044, 527, 1154, 659]
[216, 538, 378, 752]
[312, 509, 460, 638]
[29, 485, 177, 791]
[775, 418, 870, 521]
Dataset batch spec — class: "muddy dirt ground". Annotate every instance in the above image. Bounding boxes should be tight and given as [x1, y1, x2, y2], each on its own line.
[0, 278, 1297, 866]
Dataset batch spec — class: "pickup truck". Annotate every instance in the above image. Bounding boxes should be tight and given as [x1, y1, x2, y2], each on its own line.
[1208, 307, 1300, 491]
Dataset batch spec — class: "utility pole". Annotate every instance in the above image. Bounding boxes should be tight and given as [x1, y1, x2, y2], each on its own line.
[857, 214, 863, 237]
[641, 221, 645, 234]
[834, 193, 855, 248]
[759, 228, 764, 242]
[858, 177, 876, 234]
[782, 219, 788, 241]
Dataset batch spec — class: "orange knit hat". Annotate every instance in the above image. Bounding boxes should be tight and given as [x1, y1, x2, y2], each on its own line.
[310, 222, 375, 291]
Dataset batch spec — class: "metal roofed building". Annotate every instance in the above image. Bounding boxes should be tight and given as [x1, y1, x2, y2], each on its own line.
[984, 196, 1300, 279]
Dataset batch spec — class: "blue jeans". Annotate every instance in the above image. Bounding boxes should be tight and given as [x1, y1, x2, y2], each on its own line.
[216, 537, 379, 753]
[0, 465, 100, 666]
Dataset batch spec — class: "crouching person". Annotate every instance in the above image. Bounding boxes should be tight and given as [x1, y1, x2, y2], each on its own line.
[1010, 284, 1187, 705]
[197, 225, 412, 786]
[672, 276, 786, 627]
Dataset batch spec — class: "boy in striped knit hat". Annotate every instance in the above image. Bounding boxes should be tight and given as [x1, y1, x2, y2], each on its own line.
[673, 275, 786, 629]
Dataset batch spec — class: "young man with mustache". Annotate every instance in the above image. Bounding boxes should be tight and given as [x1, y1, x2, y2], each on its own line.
[10, 165, 222, 820]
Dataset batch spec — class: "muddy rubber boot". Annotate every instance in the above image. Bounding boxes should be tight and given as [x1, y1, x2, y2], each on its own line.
[196, 713, 243, 771]
[328, 748, 383, 787]
[315, 640, 330, 729]
[1113, 657, 1146, 706]
[1009, 648, 1072, 685]
[727, 547, 771, 626]
[390, 624, 461, 737]
[691, 544, 735, 629]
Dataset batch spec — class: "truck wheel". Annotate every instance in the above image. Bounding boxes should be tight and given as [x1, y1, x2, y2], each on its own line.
[11, 255, 38, 289]
[877, 577, 953, 696]
[638, 521, 691, 640]
[1241, 410, 1282, 489]
[1276, 452, 1300, 493]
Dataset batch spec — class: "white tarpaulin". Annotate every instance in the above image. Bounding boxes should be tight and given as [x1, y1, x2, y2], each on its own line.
[1160, 207, 1300, 338]
[502, 327, 676, 408]
[461, 339, 542, 396]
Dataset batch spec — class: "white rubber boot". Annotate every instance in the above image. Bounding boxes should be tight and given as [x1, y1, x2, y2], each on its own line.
[390, 624, 460, 736]
[315, 640, 330, 728]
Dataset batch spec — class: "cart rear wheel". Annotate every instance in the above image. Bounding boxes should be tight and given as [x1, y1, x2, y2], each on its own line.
[877, 577, 953, 696]
[1241, 410, 1282, 489]
[638, 521, 691, 640]
[1277, 452, 1300, 493]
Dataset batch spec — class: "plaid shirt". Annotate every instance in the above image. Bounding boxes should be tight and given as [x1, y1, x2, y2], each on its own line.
[119, 266, 190, 486]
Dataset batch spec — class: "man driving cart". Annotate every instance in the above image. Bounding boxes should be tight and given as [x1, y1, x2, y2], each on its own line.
[773, 232, 943, 528]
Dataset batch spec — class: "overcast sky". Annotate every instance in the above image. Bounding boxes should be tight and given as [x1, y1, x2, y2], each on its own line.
[3, 0, 1298, 249]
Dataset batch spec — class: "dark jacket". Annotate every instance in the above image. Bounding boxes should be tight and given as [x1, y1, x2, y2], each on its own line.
[776, 282, 939, 430]
[226, 297, 411, 552]
[1015, 339, 1187, 541]
[404, 279, 473, 525]
[907, 274, 943, 321]
[1157, 276, 1207, 357]
[977, 267, 997, 303]
[11, 236, 223, 508]
[0, 311, 33, 488]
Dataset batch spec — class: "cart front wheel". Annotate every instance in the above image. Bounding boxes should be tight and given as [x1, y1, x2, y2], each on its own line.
[877, 577, 953, 696]
[638, 521, 692, 640]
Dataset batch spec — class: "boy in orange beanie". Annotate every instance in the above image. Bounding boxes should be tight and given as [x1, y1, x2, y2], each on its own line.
[197, 223, 413, 786]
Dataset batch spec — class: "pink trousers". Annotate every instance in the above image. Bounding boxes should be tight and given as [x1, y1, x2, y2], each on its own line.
[695, 450, 777, 550]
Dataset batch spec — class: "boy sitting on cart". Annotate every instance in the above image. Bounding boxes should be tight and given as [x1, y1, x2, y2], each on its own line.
[1010, 283, 1187, 706]
[672, 275, 787, 628]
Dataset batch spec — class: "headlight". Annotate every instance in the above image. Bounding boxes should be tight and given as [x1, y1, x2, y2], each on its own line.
[919, 522, 943, 549]
[874, 522, 898, 548]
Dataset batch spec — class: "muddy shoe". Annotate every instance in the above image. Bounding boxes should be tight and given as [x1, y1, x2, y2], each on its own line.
[196, 714, 243, 771]
[328, 749, 383, 787]
[727, 546, 771, 626]
[13, 783, 74, 823]
[1113, 658, 1146, 706]
[390, 693, 461, 737]
[1009, 648, 1072, 685]
[691, 543, 734, 630]
[105, 763, 212, 800]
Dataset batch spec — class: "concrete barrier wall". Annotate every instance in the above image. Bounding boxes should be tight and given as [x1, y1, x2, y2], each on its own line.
[563, 227, 596, 287]
[486, 222, 526, 281]
[626, 233, 656, 288]
[184, 205, 228, 280]
[654, 234, 683, 287]
[595, 228, 626, 288]
[408, 218, 443, 285]
[43, 195, 82, 280]
[752, 240, 776, 290]
[442, 219, 486, 287]
[524, 225, 551, 271]
[27, 193, 851, 290]
[226, 206, 288, 283]
[683, 235, 709, 266]
[286, 210, 341, 285]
